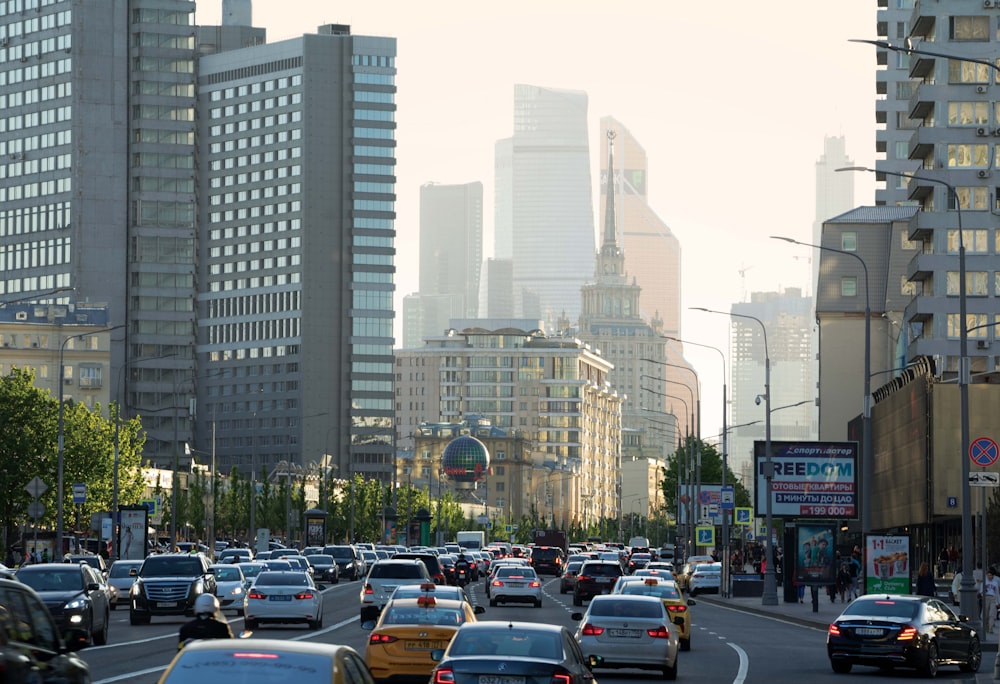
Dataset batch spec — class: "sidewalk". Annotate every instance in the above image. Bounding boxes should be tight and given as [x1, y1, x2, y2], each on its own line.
[697, 589, 1000, 652]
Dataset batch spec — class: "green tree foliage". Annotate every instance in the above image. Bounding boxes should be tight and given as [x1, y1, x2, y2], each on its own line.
[660, 438, 752, 516]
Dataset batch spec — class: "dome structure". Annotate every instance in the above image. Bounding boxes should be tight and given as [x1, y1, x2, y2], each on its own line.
[441, 436, 490, 486]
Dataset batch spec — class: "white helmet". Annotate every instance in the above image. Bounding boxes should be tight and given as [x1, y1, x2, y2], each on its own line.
[194, 594, 220, 617]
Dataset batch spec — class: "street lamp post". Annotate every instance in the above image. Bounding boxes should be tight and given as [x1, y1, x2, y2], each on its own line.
[56, 325, 123, 559]
[772, 235, 871, 538]
[663, 337, 729, 595]
[837, 164, 976, 626]
[693, 307, 778, 606]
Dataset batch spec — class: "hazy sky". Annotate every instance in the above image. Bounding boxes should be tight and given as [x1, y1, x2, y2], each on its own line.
[197, 1, 879, 439]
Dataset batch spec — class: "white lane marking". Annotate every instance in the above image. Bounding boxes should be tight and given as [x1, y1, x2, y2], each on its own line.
[727, 642, 749, 684]
[705, 600, 830, 632]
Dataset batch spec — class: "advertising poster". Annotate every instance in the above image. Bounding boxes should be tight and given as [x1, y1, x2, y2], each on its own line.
[305, 516, 326, 547]
[795, 523, 836, 585]
[753, 441, 858, 519]
[865, 534, 910, 595]
[119, 507, 148, 561]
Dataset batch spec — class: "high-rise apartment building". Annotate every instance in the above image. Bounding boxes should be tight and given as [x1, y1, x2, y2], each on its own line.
[497, 84, 595, 326]
[874, 0, 918, 207]
[0, 1, 397, 480]
[196, 21, 397, 482]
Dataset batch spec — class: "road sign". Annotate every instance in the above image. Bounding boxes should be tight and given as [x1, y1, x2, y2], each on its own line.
[25, 476, 47, 499]
[698, 490, 712, 505]
[970, 437, 999, 467]
[72, 483, 86, 504]
[969, 471, 1000, 487]
[696, 526, 715, 547]
[504, 524, 512, 534]
[721, 485, 735, 510]
[512, 524, 519, 532]
[735, 507, 752, 525]
[27, 501, 44, 519]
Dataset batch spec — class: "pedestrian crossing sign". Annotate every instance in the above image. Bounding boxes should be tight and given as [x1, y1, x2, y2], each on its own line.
[735, 507, 752, 525]
[696, 526, 714, 547]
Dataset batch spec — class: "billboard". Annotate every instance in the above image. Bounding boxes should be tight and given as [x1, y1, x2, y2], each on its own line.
[119, 506, 148, 561]
[753, 441, 858, 519]
[794, 523, 836, 586]
[865, 534, 911, 595]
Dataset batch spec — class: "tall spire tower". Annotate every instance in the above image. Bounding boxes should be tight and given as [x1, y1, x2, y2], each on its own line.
[597, 130, 626, 278]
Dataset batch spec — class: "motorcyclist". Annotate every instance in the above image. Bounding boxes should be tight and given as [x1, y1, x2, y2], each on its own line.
[455, 553, 471, 586]
[178, 594, 233, 649]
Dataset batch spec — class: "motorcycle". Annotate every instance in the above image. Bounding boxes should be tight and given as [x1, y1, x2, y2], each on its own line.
[456, 565, 469, 587]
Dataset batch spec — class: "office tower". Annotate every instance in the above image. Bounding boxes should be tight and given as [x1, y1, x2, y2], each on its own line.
[814, 135, 855, 291]
[406, 182, 482, 345]
[505, 84, 595, 326]
[480, 258, 514, 319]
[728, 289, 814, 477]
[196, 22, 397, 482]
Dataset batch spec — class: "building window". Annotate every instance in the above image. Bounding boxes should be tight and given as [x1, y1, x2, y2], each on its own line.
[948, 60, 992, 84]
[901, 230, 918, 250]
[947, 229, 989, 253]
[947, 144, 990, 168]
[951, 16, 990, 41]
[950, 101, 989, 126]
[901, 276, 919, 296]
[841, 232, 857, 251]
[947, 271, 989, 296]
[948, 313, 989, 338]
[841, 276, 858, 297]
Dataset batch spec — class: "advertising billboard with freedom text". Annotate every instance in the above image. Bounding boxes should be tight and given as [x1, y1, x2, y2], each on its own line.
[753, 441, 858, 519]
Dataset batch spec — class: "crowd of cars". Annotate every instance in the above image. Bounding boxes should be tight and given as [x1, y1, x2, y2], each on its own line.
[0, 538, 703, 683]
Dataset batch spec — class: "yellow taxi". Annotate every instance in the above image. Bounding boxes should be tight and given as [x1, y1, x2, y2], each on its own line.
[616, 576, 694, 651]
[363, 584, 481, 682]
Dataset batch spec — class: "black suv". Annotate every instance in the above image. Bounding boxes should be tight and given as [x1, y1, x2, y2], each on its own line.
[15, 562, 112, 647]
[0, 578, 90, 682]
[573, 560, 624, 606]
[530, 546, 566, 576]
[129, 553, 217, 624]
[322, 545, 365, 581]
[391, 552, 445, 585]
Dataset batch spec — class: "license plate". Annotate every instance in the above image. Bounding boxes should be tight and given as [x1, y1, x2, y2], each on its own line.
[156, 601, 178, 608]
[608, 628, 641, 638]
[479, 677, 525, 684]
[596, 578, 612, 584]
[508, 582, 524, 588]
[854, 628, 883, 636]
[405, 640, 442, 650]
[270, 595, 292, 601]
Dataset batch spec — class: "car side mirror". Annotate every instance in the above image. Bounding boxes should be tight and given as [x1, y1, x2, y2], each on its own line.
[360, 620, 376, 630]
[86, 582, 99, 592]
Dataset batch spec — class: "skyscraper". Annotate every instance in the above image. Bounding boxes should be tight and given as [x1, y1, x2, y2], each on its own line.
[503, 84, 595, 326]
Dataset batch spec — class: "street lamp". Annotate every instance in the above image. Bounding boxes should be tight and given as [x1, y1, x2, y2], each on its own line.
[56, 325, 123, 559]
[692, 306, 778, 606]
[837, 164, 976, 626]
[772, 235, 872, 538]
[663, 336, 730, 595]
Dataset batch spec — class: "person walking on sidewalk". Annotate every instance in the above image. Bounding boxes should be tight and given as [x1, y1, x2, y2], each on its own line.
[980, 567, 999, 633]
[916, 562, 936, 597]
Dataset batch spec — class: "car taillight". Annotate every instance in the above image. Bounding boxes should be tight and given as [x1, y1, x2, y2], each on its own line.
[369, 633, 399, 644]
[551, 673, 572, 684]
[433, 667, 455, 684]
[492, 579, 504, 587]
[248, 589, 266, 600]
[364, 584, 374, 595]
[555, 558, 562, 565]
[581, 623, 604, 636]
[529, 580, 541, 588]
[897, 625, 918, 641]
[647, 626, 670, 639]
[435, 574, 445, 585]
[666, 605, 686, 613]
[294, 591, 314, 600]
[828, 623, 841, 637]
[577, 575, 591, 583]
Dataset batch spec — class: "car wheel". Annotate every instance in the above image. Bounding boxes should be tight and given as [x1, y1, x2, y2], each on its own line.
[680, 637, 690, 652]
[489, 598, 497, 607]
[690, 588, 697, 597]
[93, 610, 109, 646]
[334, 576, 340, 584]
[921, 642, 938, 678]
[236, 608, 245, 617]
[129, 610, 151, 626]
[110, 600, 117, 611]
[246, 618, 258, 630]
[663, 656, 678, 680]
[830, 660, 852, 674]
[560, 585, 566, 594]
[960, 637, 982, 673]
[535, 599, 542, 608]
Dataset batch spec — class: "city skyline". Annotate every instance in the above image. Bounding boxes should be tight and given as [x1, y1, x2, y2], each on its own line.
[194, 1, 878, 439]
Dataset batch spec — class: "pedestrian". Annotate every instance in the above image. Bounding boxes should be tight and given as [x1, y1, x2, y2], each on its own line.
[41, 548, 49, 563]
[938, 547, 950, 578]
[837, 563, 853, 602]
[982, 567, 999, 633]
[848, 552, 861, 599]
[916, 561, 936, 597]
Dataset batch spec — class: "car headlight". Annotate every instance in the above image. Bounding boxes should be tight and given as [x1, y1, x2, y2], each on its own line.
[229, 586, 243, 596]
[64, 597, 87, 611]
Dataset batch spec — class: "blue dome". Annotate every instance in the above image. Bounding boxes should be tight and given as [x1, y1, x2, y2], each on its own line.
[441, 436, 490, 483]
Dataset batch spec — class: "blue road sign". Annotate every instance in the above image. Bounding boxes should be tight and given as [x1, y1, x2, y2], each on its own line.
[970, 436, 999, 467]
[721, 485, 735, 510]
[72, 483, 86, 504]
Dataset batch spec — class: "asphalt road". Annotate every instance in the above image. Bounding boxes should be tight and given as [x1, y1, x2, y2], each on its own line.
[80, 575, 1000, 684]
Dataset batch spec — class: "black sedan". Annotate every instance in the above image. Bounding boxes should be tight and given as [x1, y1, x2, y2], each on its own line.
[827, 594, 981, 676]
[306, 554, 341, 584]
[15, 563, 111, 647]
[430, 621, 596, 684]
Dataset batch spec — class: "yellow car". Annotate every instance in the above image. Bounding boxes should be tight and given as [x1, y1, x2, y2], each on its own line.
[618, 577, 694, 651]
[363, 585, 482, 682]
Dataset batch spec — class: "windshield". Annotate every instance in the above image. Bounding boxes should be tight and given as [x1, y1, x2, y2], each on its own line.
[109, 563, 140, 579]
[213, 567, 243, 582]
[18, 569, 83, 592]
[139, 557, 204, 578]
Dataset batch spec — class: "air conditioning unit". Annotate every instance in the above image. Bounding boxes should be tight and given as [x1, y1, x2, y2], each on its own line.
[977, 85, 989, 94]
[978, 169, 992, 179]
[978, 340, 991, 350]
[14, 311, 27, 321]
[63, 378, 72, 385]
[977, 127, 990, 136]
[987, 0, 995, 8]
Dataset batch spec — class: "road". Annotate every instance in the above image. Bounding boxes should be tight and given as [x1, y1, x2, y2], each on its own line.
[80, 575, 998, 683]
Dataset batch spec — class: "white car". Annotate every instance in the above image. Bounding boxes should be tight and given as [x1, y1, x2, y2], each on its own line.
[107, 560, 142, 610]
[210, 563, 246, 614]
[488, 565, 542, 607]
[688, 563, 721, 596]
[572, 594, 679, 680]
[243, 571, 323, 630]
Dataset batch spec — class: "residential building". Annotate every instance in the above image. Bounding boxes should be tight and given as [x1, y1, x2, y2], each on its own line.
[194, 21, 397, 483]
[874, 0, 918, 207]
[394, 326, 623, 528]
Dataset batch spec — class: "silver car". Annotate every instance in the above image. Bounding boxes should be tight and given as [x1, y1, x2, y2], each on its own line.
[572, 594, 680, 680]
[488, 565, 542, 607]
[107, 560, 142, 611]
[210, 564, 246, 614]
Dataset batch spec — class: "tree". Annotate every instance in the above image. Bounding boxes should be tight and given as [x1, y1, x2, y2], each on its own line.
[660, 438, 752, 518]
